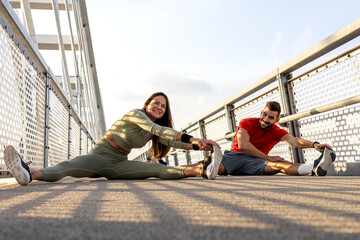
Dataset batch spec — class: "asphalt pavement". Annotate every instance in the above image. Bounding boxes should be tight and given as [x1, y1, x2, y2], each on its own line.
[0, 175, 359, 240]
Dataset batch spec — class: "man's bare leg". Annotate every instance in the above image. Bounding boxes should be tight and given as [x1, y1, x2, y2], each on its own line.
[264, 161, 302, 175]
[263, 165, 281, 175]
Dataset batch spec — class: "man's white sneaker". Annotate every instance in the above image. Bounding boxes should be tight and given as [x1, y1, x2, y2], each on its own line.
[312, 146, 336, 176]
[201, 146, 222, 180]
[4, 145, 32, 185]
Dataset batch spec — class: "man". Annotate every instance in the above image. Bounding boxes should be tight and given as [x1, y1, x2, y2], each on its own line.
[214, 101, 336, 177]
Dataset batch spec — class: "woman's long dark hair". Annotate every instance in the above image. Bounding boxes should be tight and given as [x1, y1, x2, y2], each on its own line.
[142, 92, 174, 159]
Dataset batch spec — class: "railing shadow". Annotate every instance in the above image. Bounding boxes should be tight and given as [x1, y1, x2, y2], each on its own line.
[0, 176, 359, 239]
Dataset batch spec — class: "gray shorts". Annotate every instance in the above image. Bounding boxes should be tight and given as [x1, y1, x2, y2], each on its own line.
[221, 150, 268, 175]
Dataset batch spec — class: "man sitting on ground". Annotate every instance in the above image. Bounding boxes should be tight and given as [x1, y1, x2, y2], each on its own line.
[200, 101, 336, 177]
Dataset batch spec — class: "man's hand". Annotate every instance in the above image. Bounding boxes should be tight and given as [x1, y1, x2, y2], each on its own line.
[266, 155, 287, 162]
[314, 143, 332, 152]
[191, 138, 220, 151]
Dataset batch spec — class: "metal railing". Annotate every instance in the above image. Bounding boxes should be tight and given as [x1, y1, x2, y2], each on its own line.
[0, 0, 105, 174]
[134, 18, 360, 175]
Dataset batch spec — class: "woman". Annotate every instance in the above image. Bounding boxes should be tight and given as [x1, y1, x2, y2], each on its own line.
[4, 92, 222, 186]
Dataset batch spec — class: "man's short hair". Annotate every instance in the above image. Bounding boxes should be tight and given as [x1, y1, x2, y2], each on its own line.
[265, 101, 281, 116]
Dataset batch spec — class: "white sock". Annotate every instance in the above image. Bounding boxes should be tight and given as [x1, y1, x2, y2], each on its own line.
[297, 163, 314, 175]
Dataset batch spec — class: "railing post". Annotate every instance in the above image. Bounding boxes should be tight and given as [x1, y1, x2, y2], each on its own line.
[79, 124, 83, 155]
[181, 129, 192, 164]
[68, 106, 72, 160]
[185, 150, 191, 165]
[225, 104, 237, 139]
[277, 73, 303, 163]
[43, 73, 51, 168]
[198, 120, 207, 158]
[173, 153, 179, 166]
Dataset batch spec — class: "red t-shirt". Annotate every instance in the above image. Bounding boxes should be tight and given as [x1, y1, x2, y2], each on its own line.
[231, 118, 289, 154]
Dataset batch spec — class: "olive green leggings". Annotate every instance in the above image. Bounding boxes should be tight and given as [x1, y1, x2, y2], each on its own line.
[40, 153, 186, 182]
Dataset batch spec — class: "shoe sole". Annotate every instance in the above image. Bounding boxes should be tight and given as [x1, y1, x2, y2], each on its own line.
[4, 146, 31, 185]
[206, 146, 222, 180]
[314, 147, 336, 176]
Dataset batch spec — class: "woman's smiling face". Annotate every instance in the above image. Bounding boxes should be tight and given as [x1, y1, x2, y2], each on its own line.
[145, 95, 167, 121]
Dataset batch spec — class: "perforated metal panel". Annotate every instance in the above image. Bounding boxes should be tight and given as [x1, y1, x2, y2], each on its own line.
[218, 139, 232, 154]
[69, 116, 81, 158]
[80, 129, 88, 155]
[87, 137, 91, 153]
[0, 6, 105, 172]
[89, 139, 95, 151]
[188, 150, 204, 164]
[292, 48, 360, 112]
[204, 114, 228, 140]
[187, 127, 201, 138]
[292, 48, 360, 164]
[299, 106, 360, 163]
[48, 90, 69, 166]
[176, 152, 187, 166]
[0, 24, 46, 169]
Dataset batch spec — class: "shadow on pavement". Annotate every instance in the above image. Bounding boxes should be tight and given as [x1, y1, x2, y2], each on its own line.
[0, 176, 359, 240]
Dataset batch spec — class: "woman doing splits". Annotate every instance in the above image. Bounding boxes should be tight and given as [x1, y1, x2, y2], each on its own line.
[4, 92, 222, 186]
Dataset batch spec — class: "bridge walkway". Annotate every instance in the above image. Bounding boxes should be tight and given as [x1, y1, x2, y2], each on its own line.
[0, 176, 359, 239]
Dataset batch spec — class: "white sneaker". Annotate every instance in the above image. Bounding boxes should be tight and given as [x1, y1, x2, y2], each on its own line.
[202, 146, 222, 180]
[312, 146, 336, 176]
[4, 146, 32, 185]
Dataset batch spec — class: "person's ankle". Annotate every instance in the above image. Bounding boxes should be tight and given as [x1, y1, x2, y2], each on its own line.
[217, 163, 226, 175]
[198, 164, 203, 176]
[31, 169, 43, 180]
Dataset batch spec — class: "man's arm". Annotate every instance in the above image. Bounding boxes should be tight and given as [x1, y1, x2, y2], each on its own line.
[281, 134, 332, 152]
[237, 128, 285, 162]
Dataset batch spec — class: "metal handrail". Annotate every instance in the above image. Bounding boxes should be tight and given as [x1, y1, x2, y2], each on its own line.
[279, 95, 360, 124]
[211, 95, 360, 143]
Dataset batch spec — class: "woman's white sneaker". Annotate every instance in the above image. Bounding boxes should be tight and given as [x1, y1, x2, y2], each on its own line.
[4, 145, 32, 185]
[202, 146, 222, 180]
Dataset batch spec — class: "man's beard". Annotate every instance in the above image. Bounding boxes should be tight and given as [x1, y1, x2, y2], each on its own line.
[259, 119, 273, 130]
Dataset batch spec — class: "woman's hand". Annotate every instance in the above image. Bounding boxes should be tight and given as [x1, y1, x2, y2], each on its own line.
[191, 138, 220, 151]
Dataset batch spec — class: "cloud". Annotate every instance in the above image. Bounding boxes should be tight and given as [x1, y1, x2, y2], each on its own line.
[146, 73, 213, 95]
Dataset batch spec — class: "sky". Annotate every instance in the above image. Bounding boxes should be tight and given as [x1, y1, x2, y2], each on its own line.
[84, 0, 360, 130]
